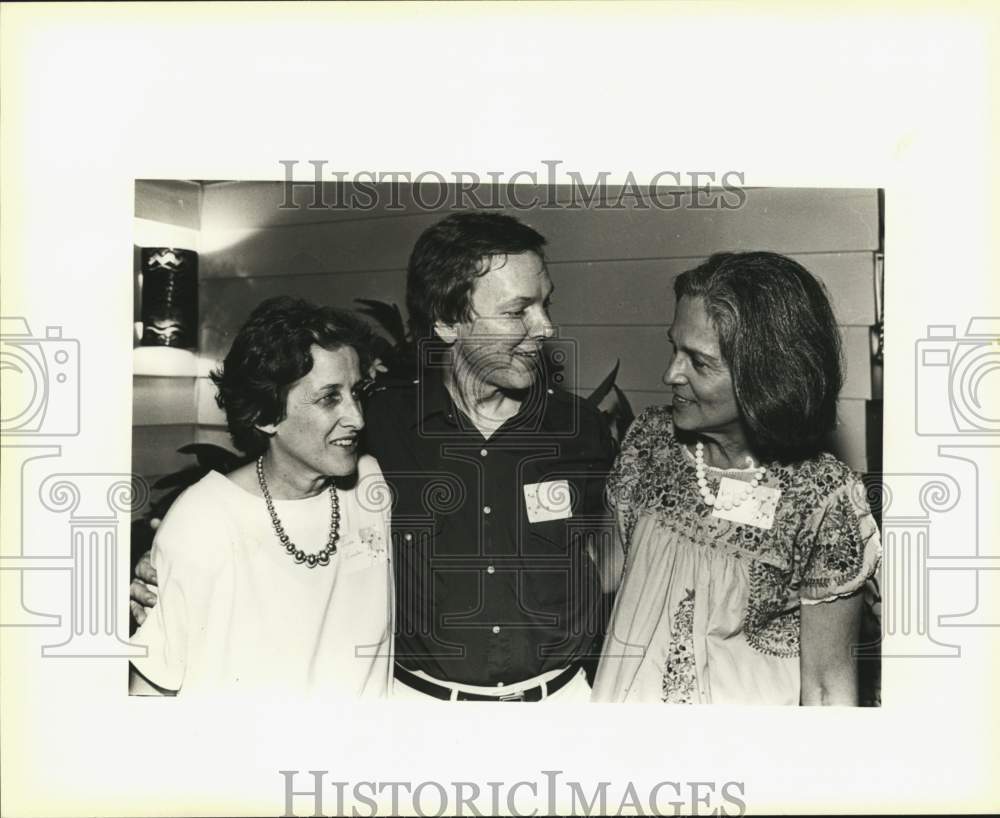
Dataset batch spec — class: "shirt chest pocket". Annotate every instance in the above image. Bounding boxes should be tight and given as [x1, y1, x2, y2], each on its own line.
[522, 517, 570, 557]
[519, 471, 594, 557]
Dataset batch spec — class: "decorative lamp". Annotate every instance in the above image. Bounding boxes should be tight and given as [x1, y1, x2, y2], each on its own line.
[139, 247, 198, 348]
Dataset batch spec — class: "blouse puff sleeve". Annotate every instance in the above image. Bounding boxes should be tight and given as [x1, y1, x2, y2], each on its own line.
[605, 406, 673, 555]
[798, 470, 882, 605]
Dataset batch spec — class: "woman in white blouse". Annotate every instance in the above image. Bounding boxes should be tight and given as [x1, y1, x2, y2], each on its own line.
[129, 297, 393, 699]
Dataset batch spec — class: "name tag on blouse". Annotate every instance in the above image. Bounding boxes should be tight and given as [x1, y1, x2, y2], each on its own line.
[340, 526, 389, 573]
[711, 478, 782, 529]
[523, 480, 573, 523]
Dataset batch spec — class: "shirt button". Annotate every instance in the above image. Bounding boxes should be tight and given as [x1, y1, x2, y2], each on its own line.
[404, 533, 413, 542]
[492, 625, 501, 634]
[546, 388, 554, 395]
[483, 505, 492, 515]
[480, 448, 488, 457]
[487, 565, 495, 575]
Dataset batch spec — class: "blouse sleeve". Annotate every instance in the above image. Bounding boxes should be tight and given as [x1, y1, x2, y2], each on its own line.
[130, 483, 229, 690]
[353, 455, 395, 666]
[799, 472, 882, 605]
[605, 405, 672, 552]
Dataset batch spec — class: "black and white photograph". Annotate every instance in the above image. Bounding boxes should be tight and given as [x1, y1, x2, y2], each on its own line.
[127, 180, 884, 709]
[2, 3, 998, 817]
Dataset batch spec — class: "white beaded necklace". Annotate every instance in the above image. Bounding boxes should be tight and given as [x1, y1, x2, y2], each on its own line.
[693, 440, 766, 509]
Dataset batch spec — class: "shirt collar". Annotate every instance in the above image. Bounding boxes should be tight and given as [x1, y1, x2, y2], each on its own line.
[411, 364, 558, 434]
[412, 365, 458, 428]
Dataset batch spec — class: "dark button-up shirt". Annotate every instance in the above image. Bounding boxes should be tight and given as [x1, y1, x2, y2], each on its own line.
[363, 366, 615, 686]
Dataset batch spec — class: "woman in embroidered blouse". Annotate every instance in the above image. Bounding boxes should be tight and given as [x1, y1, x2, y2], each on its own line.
[592, 252, 881, 705]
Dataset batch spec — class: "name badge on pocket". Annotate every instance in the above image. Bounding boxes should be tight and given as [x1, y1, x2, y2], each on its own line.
[710, 478, 782, 529]
[523, 480, 573, 524]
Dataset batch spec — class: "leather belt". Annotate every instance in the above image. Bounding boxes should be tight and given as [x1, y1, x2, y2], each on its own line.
[394, 664, 579, 701]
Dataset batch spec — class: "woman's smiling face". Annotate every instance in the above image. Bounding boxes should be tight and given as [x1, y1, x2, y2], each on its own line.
[664, 296, 743, 439]
[258, 344, 366, 481]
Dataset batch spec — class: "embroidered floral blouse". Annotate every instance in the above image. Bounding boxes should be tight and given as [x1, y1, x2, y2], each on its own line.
[591, 405, 881, 704]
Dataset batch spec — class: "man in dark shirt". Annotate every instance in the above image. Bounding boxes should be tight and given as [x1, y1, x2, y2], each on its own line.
[370, 212, 616, 701]
[131, 212, 619, 701]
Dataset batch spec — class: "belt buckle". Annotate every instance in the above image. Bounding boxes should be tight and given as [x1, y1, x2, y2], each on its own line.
[498, 690, 526, 702]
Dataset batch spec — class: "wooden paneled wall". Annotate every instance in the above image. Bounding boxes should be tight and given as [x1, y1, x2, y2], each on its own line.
[189, 183, 879, 472]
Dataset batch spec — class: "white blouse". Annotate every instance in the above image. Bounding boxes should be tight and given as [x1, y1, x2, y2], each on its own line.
[132, 455, 393, 699]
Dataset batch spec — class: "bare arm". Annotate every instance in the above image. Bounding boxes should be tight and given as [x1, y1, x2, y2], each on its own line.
[800, 591, 864, 706]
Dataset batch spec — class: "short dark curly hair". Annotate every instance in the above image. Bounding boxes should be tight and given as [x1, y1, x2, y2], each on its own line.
[209, 296, 375, 456]
[406, 212, 548, 339]
[673, 251, 844, 462]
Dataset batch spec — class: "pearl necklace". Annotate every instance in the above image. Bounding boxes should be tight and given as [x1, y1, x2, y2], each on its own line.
[693, 440, 765, 509]
[256, 456, 339, 568]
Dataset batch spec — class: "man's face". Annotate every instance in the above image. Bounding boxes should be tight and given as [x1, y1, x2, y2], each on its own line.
[438, 251, 555, 396]
[260, 344, 365, 480]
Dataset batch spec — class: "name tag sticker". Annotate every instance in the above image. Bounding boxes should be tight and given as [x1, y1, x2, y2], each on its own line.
[711, 479, 782, 529]
[341, 526, 389, 573]
[523, 480, 573, 524]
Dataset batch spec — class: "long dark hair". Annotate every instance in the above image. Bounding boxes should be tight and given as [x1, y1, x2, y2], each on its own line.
[674, 252, 844, 462]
